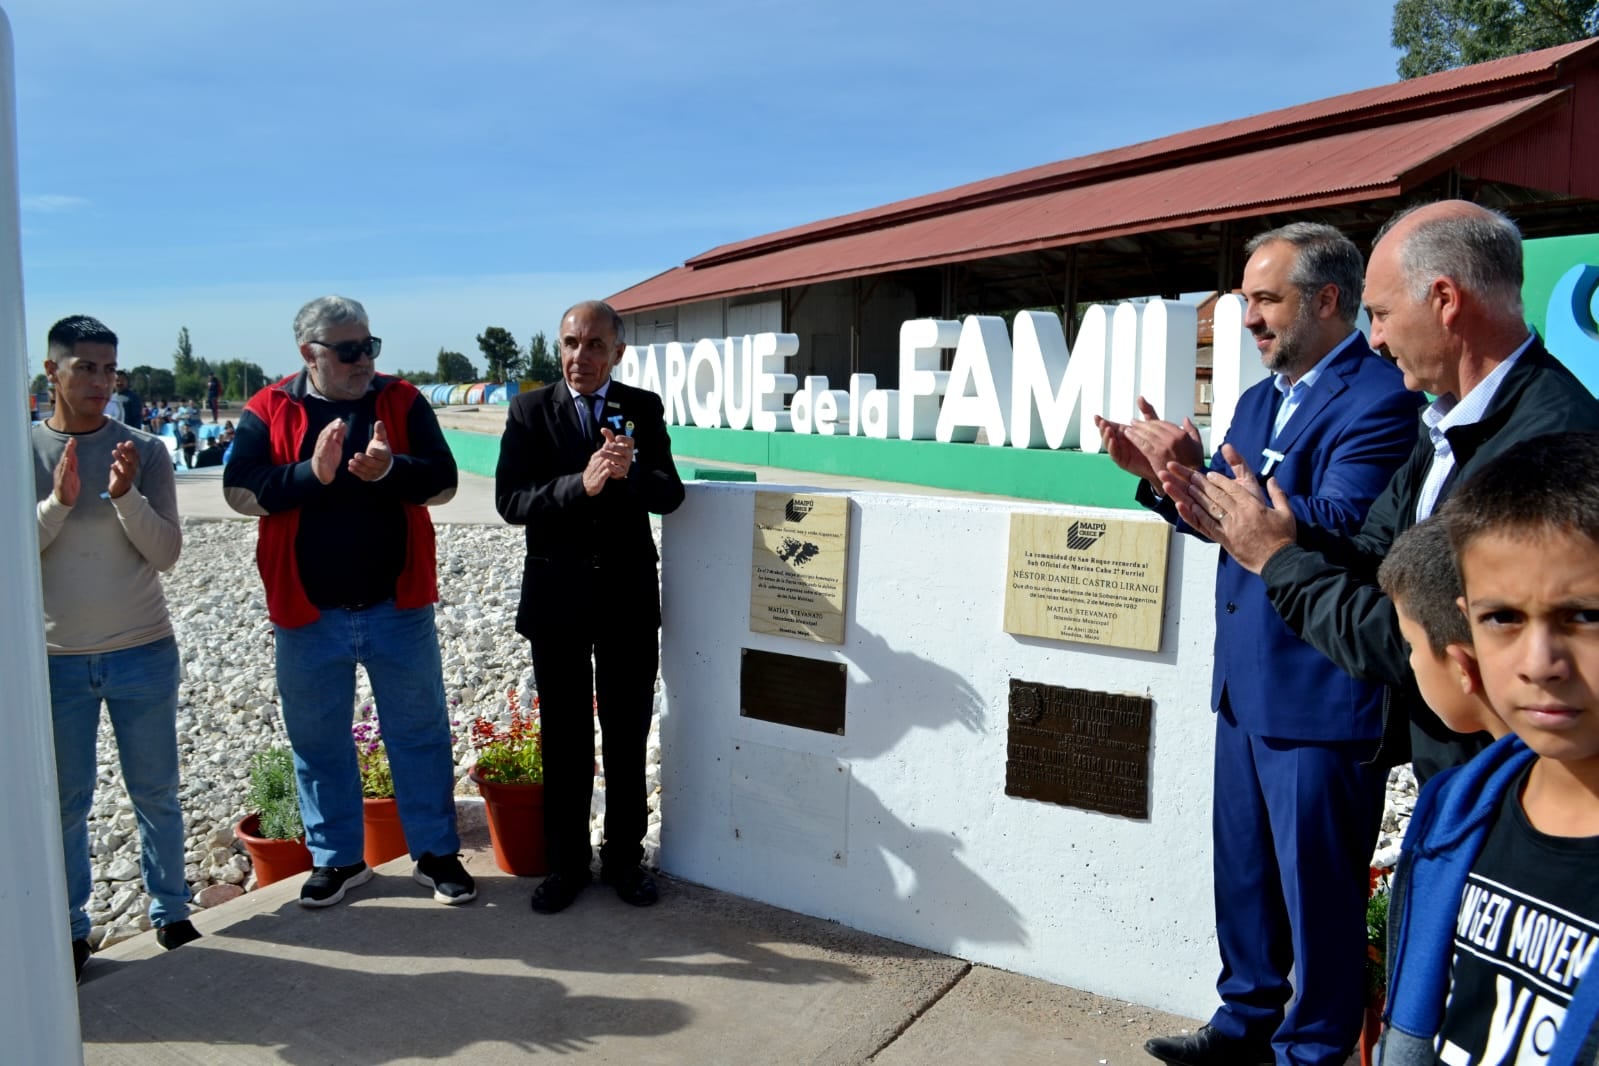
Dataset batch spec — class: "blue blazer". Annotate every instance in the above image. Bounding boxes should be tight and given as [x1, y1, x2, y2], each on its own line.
[1143, 337, 1422, 742]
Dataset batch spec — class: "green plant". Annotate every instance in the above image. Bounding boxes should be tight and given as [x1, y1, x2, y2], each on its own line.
[1367, 870, 1391, 1004]
[247, 747, 304, 840]
[353, 704, 395, 798]
[469, 689, 544, 785]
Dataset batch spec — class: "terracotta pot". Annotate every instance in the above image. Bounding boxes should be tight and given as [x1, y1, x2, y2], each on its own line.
[235, 813, 313, 888]
[470, 767, 547, 876]
[1360, 996, 1384, 1066]
[362, 796, 409, 868]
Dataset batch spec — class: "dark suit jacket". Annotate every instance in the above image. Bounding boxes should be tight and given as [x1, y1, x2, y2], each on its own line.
[495, 380, 686, 640]
[1262, 337, 1599, 772]
[1141, 337, 1422, 741]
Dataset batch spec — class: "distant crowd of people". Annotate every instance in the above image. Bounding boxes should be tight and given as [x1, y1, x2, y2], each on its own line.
[28, 200, 1599, 1065]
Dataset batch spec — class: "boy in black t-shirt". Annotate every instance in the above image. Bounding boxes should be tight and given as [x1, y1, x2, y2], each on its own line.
[1378, 432, 1599, 1066]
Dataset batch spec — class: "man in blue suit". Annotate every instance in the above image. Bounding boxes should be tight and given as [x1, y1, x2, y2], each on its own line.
[1098, 223, 1422, 1066]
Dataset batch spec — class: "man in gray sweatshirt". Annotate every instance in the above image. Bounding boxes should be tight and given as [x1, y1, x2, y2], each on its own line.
[32, 315, 194, 980]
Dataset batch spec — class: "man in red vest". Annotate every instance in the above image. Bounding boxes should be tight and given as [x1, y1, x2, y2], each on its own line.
[224, 295, 473, 909]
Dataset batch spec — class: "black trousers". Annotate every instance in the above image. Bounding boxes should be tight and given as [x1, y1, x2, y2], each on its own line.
[528, 610, 658, 877]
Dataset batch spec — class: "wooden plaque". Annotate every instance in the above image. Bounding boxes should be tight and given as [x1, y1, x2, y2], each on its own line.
[1002, 513, 1171, 651]
[1005, 679, 1151, 820]
[750, 492, 850, 644]
[739, 648, 848, 735]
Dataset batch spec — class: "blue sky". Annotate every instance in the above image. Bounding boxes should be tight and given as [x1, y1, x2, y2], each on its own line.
[8, 0, 1403, 383]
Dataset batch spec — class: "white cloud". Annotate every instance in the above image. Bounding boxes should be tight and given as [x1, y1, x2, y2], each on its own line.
[20, 194, 89, 214]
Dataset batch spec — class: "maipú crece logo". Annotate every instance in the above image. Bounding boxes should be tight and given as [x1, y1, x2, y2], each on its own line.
[1066, 520, 1107, 551]
[785, 498, 814, 523]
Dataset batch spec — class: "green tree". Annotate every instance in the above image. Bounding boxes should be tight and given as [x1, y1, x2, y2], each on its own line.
[212, 358, 268, 401]
[1392, 0, 1598, 77]
[170, 327, 217, 400]
[475, 327, 522, 384]
[525, 330, 560, 383]
[393, 367, 438, 385]
[30, 372, 47, 396]
[128, 365, 176, 402]
[435, 348, 477, 383]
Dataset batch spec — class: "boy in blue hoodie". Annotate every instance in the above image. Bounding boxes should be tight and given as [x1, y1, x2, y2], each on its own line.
[1379, 431, 1599, 1066]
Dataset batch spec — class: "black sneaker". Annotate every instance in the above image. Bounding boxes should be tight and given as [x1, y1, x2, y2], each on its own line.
[73, 938, 92, 982]
[413, 852, 477, 905]
[155, 919, 201, 950]
[298, 862, 373, 908]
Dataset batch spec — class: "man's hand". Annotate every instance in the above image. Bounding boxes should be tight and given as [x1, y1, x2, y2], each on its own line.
[581, 428, 633, 496]
[1095, 396, 1205, 491]
[311, 419, 346, 485]
[53, 439, 80, 507]
[107, 440, 139, 499]
[1158, 443, 1298, 573]
[347, 419, 394, 481]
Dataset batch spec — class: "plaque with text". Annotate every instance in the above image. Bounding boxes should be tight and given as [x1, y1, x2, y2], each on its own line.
[1005, 679, 1151, 819]
[1003, 513, 1170, 651]
[750, 492, 850, 644]
[740, 648, 848, 734]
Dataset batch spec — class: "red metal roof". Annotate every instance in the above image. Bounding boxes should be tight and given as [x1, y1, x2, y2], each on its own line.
[611, 38, 1599, 314]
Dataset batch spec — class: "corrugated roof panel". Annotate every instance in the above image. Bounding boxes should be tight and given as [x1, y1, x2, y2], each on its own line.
[611, 93, 1563, 313]
[685, 38, 1599, 268]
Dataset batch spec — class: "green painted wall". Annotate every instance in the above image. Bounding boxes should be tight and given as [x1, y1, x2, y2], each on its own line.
[443, 430, 500, 479]
[1525, 233, 1599, 336]
[664, 425, 1139, 508]
[446, 425, 1142, 508]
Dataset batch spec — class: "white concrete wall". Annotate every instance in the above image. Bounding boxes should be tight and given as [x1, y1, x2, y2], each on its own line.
[0, 7, 84, 1061]
[659, 482, 1223, 1018]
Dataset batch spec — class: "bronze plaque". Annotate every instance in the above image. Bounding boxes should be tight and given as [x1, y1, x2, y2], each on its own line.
[740, 648, 848, 735]
[1005, 679, 1151, 819]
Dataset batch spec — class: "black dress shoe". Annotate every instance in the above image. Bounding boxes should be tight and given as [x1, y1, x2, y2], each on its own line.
[1145, 1024, 1273, 1066]
[72, 938, 92, 982]
[530, 871, 589, 914]
[155, 919, 201, 950]
[601, 866, 659, 907]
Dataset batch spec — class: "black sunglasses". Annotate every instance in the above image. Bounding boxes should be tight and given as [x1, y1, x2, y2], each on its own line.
[312, 337, 382, 364]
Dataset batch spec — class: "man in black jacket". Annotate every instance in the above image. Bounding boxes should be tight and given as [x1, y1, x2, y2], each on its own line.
[1159, 200, 1599, 781]
[495, 300, 685, 913]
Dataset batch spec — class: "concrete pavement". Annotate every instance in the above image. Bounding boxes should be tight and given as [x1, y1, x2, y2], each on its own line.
[78, 822, 1198, 1065]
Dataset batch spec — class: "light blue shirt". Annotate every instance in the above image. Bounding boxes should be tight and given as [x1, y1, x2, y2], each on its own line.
[1270, 331, 1360, 442]
[1413, 334, 1535, 520]
[567, 382, 609, 430]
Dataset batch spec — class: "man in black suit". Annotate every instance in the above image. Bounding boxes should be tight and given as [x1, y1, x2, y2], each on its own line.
[495, 300, 685, 913]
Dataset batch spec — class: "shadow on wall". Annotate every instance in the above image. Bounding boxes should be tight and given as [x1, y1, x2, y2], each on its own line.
[808, 623, 1027, 950]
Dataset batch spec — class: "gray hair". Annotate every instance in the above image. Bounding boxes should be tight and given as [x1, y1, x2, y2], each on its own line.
[1244, 222, 1364, 324]
[1379, 203, 1524, 317]
[293, 295, 369, 346]
[560, 300, 626, 345]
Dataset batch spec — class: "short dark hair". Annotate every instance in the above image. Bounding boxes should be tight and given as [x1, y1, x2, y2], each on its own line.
[47, 315, 118, 357]
[1443, 431, 1599, 557]
[1378, 517, 1470, 654]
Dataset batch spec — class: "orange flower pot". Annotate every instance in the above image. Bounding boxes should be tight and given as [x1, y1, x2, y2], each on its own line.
[362, 796, 409, 868]
[235, 813, 313, 888]
[470, 767, 547, 876]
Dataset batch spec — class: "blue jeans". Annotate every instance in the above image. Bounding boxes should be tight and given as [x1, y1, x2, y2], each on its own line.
[49, 636, 188, 940]
[273, 601, 459, 867]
